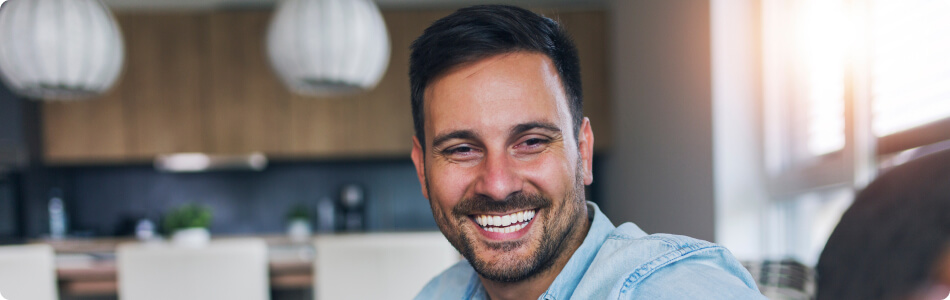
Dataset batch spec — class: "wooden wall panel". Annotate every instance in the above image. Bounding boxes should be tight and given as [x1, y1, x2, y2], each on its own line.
[288, 92, 355, 157]
[206, 12, 293, 155]
[121, 14, 207, 159]
[42, 86, 128, 163]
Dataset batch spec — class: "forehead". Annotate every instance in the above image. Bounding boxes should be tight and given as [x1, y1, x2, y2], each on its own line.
[422, 52, 571, 140]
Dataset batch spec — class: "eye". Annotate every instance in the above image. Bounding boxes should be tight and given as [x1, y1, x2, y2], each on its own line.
[442, 144, 482, 160]
[449, 146, 474, 154]
[514, 136, 550, 153]
[524, 138, 546, 146]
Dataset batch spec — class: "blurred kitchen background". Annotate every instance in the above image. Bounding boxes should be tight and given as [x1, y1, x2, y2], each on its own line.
[1, 0, 948, 299]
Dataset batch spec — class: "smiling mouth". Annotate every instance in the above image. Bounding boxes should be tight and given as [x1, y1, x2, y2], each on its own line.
[470, 209, 536, 233]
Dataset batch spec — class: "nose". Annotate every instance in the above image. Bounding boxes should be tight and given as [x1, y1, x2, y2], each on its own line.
[473, 150, 523, 201]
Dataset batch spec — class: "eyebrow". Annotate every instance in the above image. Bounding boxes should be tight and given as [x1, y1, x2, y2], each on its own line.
[510, 121, 561, 136]
[432, 130, 478, 149]
[431, 121, 562, 149]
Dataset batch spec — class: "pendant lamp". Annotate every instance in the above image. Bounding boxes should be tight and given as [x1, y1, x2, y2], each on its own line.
[266, 0, 390, 96]
[0, 0, 125, 100]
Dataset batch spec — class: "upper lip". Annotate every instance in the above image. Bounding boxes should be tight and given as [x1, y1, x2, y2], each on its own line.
[467, 208, 537, 216]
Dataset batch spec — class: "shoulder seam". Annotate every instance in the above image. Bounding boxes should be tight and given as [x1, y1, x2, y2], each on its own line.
[615, 243, 724, 298]
[607, 233, 701, 249]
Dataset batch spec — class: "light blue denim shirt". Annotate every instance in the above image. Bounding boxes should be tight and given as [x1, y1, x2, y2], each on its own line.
[416, 202, 766, 299]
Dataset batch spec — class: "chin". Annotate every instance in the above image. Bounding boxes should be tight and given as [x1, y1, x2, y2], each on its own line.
[461, 222, 558, 283]
[471, 245, 543, 282]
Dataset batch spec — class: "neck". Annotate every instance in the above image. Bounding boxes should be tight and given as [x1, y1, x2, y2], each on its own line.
[480, 212, 591, 300]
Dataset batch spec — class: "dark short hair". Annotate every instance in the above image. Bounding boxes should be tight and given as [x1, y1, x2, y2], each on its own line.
[816, 148, 950, 300]
[409, 5, 582, 150]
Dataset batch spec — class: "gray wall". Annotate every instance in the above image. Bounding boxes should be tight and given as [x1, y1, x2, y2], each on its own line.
[603, 0, 716, 241]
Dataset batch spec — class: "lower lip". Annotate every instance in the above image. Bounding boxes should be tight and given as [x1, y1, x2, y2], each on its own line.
[472, 214, 536, 241]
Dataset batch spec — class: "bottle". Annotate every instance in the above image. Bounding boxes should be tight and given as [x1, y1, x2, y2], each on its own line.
[316, 197, 336, 233]
[135, 218, 155, 241]
[48, 188, 68, 239]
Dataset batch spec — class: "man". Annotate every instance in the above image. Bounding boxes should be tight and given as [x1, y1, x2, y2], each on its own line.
[817, 148, 950, 300]
[409, 5, 764, 299]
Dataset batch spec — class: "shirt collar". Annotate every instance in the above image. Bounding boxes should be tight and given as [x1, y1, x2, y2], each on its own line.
[538, 201, 616, 300]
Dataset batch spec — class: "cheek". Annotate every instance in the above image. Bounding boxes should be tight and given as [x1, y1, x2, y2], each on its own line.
[427, 165, 472, 211]
[522, 151, 577, 192]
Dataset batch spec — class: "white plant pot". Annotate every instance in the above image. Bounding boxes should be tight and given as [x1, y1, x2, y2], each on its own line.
[287, 219, 312, 243]
[172, 227, 210, 247]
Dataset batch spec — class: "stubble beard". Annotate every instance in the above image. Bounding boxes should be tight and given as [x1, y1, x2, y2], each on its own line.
[427, 163, 588, 283]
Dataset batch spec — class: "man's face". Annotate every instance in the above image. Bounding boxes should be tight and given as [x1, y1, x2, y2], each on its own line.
[411, 52, 594, 282]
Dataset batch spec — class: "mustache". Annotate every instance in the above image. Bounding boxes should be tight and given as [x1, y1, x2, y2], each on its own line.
[452, 192, 551, 216]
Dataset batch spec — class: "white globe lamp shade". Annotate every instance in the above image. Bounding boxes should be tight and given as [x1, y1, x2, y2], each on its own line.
[267, 0, 390, 96]
[0, 0, 125, 100]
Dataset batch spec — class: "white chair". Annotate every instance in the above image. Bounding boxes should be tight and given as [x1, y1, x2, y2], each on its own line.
[314, 232, 460, 300]
[0, 244, 59, 300]
[117, 238, 269, 300]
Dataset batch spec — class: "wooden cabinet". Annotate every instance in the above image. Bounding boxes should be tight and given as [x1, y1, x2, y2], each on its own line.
[41, 9, 610, 164]
[205, 12, 293, 156]
[43, 13, 209, 163]
[124, 14, 208, 159]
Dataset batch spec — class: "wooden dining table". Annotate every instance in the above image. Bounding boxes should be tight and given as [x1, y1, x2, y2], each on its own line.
[40, 235, 315, 297]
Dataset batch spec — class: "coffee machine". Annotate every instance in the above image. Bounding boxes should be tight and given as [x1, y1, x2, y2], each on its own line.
[338, 184, 365, 231]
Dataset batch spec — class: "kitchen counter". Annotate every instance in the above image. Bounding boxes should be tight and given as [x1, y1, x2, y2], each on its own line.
[37, 235, 314, 297]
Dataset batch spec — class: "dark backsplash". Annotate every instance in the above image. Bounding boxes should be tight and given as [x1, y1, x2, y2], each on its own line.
[26, 159, 437, 238]
[16, 155, 603, 239]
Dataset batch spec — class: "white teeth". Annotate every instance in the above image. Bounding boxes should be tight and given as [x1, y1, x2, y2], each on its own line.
[473, 209, 537, 228]
[473, 209, 537, 233]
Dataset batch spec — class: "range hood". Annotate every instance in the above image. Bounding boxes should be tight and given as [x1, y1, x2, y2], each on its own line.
[154, 152, 268, 173]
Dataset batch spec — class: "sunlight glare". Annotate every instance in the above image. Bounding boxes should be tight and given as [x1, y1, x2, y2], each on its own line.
[871, 0, 950, 136]
[798, 0, 847, 156]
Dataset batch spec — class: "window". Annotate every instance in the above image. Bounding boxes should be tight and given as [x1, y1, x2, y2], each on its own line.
[762, 0, 855, 196]
[870, 0, 950, 154]
[759, 0, 950, 265]
[764, 0, 950, 190]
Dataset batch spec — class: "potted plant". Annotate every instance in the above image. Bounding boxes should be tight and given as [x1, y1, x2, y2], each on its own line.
[163, 204, 213, 247]
[286, 204, 312, 242]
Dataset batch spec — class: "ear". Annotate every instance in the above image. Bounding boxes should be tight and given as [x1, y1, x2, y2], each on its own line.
[411, 136, 429, 199]
[578, 117, 594, 185]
